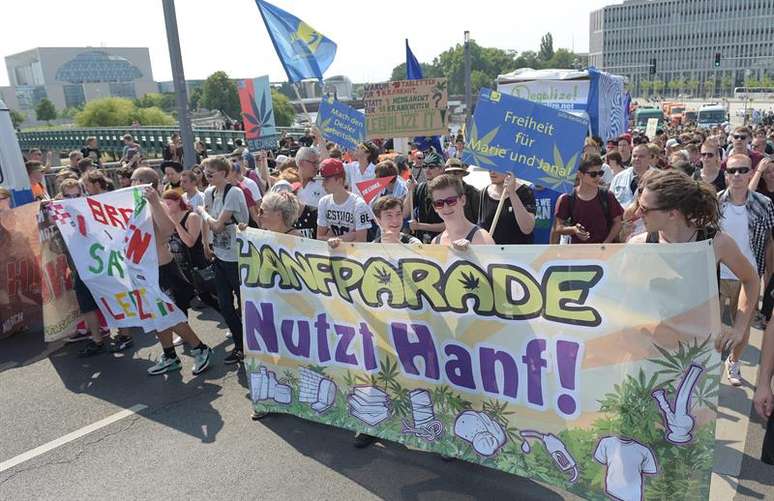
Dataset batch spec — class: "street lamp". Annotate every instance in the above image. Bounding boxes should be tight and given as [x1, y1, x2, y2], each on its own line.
[464, 31, 471, 130]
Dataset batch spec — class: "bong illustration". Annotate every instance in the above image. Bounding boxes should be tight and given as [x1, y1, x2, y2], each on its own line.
[651, 363, 704, 444]
[519, 430, 579, 483]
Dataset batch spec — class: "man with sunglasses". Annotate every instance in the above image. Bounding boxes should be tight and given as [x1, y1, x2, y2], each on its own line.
[556, 155, 623, 244]
[718, 154, 774, 386]
[693, 140, 726, 193]
[405, 152, 446, 244]
[722, 127, 764, 171]
[610, 144, 656, 209]
[295, 147, 324, 208]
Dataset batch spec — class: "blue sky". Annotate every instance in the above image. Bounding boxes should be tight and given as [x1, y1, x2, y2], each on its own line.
[1, 0, 612, 85]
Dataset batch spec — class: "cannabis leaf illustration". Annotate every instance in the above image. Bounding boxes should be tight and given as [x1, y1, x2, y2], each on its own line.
[319, 117, 333, 135]
[242, 90, 275, 140]
[375, 267, 392, 286]
[537, 145, 579, 192]
[459, 271, 480, 292]
[463, 120, 500, 168]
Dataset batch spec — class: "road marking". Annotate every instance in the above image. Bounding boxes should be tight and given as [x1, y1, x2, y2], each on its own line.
[0, 404, 147, 473]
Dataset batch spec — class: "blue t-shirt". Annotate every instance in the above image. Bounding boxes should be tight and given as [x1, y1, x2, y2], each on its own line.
[532, 187, 562, 244]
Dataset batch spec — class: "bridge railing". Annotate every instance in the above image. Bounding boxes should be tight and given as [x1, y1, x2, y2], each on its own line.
[17, 126, 307, 157]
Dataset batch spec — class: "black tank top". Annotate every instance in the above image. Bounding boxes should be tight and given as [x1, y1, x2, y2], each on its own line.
[169, 212, 208, 269]
[645, 227, 716, 243]
[432, 225, 481, 244]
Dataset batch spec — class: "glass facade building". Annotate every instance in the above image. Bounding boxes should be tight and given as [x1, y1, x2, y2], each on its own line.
[589, 0, 774, 96]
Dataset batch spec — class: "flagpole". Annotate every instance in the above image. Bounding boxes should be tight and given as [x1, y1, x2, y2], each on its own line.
[291, 82, 314, 126]
[489, 190, 507, 235]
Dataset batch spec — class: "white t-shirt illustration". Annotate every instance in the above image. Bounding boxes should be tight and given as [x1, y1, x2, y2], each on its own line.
[317, 192, 372, 237]
[593, 436, 657, 501]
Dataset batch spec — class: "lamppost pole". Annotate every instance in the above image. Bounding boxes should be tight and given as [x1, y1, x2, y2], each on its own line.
[464, 30, 472, 129]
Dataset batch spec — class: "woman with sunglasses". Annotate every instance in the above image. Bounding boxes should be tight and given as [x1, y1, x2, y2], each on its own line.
[693, 140, 726, 193]
[555, 155, 624, 244]
[629, 169, 760, 360]
[428, 174, 494, 248]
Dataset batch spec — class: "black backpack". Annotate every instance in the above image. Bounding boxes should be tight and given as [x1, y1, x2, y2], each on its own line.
[206, 183, 239, 226]
[564, 188, 612, 231]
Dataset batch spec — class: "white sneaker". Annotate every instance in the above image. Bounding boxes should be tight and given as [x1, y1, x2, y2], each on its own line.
[172, 334, 184, 346]
[726, 358, 742, 386]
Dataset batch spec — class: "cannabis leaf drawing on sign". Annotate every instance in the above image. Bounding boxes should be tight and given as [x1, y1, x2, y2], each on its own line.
[318, 117, 333, 135]
[432, 80, 448, 123]
[537, 145, 579, 192]
[463, 120, 500, 168]
[375, 267, 392, 286]
[460, 271, 480, 292]
[242, 90, 275, 140]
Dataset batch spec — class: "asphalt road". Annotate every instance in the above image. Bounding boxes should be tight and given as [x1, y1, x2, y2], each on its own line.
[0, 303, 771, 500]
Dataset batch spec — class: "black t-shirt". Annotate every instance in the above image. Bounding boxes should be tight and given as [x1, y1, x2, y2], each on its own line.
[294, 205, 318, 239]
[463, 182, 480, 225]
[412, 182, 444, 244]
[693, 168, 726, 193]
[80, 146, 101, 166]
[478, 184, 536, 244]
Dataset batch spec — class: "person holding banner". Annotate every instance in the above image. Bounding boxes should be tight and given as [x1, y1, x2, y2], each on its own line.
[195, 158, 250, 365]
[371, 196, 421, 245]
[405, 152, 446, 244]
[316, 158, 372, 246]
[295, 147, 324, 208]
[478, 171, 536, 245]
[629, 170, 759, 360]
[130, 167, 213, 375]
[428, 174, 494, 247]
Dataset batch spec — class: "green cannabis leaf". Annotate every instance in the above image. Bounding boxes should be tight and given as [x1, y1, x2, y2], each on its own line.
[463, 120, 500, 167]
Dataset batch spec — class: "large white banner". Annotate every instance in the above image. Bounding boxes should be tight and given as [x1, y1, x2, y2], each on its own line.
[50, 186, 185, 332]
[497, 80, 590, 112]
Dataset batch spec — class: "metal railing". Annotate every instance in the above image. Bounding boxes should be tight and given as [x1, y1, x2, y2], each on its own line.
[18, 126, 307, 157]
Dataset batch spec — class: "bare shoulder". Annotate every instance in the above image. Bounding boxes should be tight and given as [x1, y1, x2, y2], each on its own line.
[628, 232, 648, 244]
[473, 228, 496, 245]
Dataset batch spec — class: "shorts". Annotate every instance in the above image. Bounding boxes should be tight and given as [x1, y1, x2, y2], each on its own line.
[719, 279, 742, 326]
[159, 261, 195, 316]
[73, 274, 99, 314]
[763, 413, 774, 465]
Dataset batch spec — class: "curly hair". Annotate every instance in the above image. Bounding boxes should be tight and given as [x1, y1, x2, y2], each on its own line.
[641, 170, 720, 231]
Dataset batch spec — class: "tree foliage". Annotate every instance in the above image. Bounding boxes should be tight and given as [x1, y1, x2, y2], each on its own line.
[388, 38, 583, 97]
[135, 92, 176, 113]
[271, 89, 294, 127]
[539, 32, 554, 61]
[74, 97, 175, 127]
[35, 98, 57, 122]
[201, 71, 240, 118]
[9, 110, 25, 128]
[189, 87, 203, 111]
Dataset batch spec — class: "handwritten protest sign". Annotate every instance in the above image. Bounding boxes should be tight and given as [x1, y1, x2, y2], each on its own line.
[363, 78, 447, 139]
[49, 187, 185, 333]
[463, 88, 588, 193]
[0, 202, 42, 338]
[240, 229, 721, 500]
[317, 97, 365, 151]
[238, 76, 279, 150]
[645, 118, 659, 141]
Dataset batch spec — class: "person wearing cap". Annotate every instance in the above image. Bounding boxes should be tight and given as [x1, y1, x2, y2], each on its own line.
[405, 152, 447, 243]
[345, 142, 379, 199]
[316, 158, 372, 246]
[162, 160, 185, 195]
[444, 159, 480, 224]
[478, 170, 536, 245]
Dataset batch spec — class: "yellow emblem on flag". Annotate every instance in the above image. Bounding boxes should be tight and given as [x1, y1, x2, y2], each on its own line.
[291, 21, 323, 53]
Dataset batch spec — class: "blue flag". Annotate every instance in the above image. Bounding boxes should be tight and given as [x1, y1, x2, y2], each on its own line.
[405, 40, 445, 157]
[255, 0, 337, 82]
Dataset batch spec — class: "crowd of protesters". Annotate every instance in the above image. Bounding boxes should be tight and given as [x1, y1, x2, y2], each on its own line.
[17, 115, 774, 463]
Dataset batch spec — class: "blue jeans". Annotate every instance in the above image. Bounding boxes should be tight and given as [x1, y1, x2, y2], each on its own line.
[214, 258, 243, 352]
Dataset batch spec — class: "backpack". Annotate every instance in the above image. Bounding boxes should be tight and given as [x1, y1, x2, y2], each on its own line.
[205, 183, 239, 226]
[565, 188, 612, 231]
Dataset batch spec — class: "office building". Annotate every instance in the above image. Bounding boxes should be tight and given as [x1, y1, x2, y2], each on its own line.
[589, 0, 774, 96]
[2, 47, 157, 111]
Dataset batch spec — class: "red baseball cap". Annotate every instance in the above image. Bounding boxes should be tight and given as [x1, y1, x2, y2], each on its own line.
[319, 158, 345, 178]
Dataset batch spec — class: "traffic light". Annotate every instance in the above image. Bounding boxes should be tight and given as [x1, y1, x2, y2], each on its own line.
[714, 52, 721, 67]
[649, 58, 656, 75]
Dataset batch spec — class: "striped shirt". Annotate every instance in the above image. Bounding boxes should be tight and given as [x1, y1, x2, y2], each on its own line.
[718, 189, 774, 275]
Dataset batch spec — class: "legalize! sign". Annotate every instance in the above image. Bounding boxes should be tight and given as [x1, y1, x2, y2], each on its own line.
[239, 230, 722, 500]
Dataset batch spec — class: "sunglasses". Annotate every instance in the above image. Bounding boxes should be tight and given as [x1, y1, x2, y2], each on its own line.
[432, 195, 460, 209]
[733, 135, 748, 140]
[62, 193, 80, 198]
[638, 204, 668, 214]
[700, 152, 715, 158]
[204, 171, 216, 178]
[585, 170, 604, 178]
[726, 167, 751, 175]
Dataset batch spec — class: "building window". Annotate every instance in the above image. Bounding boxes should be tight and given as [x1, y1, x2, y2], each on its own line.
[109, 82, 136, 99]
[63, 84, 86, 108]
[15, 85, 47, 110]
[55, 51, 143, 83]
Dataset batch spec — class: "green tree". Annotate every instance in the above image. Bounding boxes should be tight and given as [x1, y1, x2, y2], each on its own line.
[135, 92, 176, 112]
[271, 89, 294, 127]
[685, 79, 700, 96]
[703, 79, 716, 97]
[513, 50, 542, 70]
[652, 79, 665, 94]
[640, 79, 652, 97]
[539, 32, 554, 62]
[75, 97, 174, 127]
[201, 71, 240, 117]
[432, 40, 517, 95]
[9, 109, 25, 128]
[189, 87, 203, 111]
[546, 48, 576, 69]
[744, 77, 761, 89]
[389, 61, 441, 81]
[720, 75, 733, 96]
[35, 98, 56, 122]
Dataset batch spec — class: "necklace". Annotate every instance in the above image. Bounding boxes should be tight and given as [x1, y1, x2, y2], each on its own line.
[661, 229, 698, 243]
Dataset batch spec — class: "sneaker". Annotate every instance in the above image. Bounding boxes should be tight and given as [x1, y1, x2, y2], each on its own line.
[224, 350, 244, 365]
[147, 354, 182, 375]
[191, 347, 212, 375]
[726, 358, 742, 386]
[78, 340, 106, 357]
[110, 334, 134, 352]
[172, 334, 184, 347]
[66, 330, 91, 343]
[353, 433, 378, 449]
[752, 312, 768, 331]
[252, 411, 269, 420]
